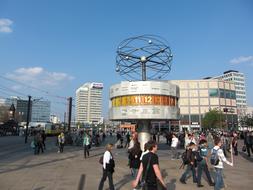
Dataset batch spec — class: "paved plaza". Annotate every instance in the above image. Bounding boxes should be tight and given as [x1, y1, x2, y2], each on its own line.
[0, 136, 253, 190]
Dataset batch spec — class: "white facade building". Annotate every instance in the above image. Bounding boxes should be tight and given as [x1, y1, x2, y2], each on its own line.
[75, 82, 103, 124]
[246, 106, 253, 116]
[213, 70, 247, 116]
[170, 79, 237, 131]
[50, 114, 61, 124]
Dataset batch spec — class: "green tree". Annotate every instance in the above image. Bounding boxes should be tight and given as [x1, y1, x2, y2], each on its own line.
[202, 109, 225, 130]
[239, 114, 253, 129]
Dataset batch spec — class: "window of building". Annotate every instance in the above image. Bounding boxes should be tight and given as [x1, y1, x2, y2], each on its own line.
[219, 89, 225, 98]
[231, 91, 236, 99]
[209, 89, 219, 97]
[225, 90, 231, 99]
[190, 114, 200, 122]
[181, 115, 189, 122]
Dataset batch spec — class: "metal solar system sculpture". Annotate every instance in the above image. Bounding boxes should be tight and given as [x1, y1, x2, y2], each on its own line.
[116, 35, 173, 81]
[111, 35, 178, 150]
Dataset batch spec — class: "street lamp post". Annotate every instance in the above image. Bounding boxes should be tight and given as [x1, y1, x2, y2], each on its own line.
[25, 96, 31, 143]
[24, 96, 43, 143]
[223, 108, 228, 130]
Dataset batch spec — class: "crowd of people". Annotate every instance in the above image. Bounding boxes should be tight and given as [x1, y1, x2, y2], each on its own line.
[97, 129, 253, 190]
[29, 128, 253, 190]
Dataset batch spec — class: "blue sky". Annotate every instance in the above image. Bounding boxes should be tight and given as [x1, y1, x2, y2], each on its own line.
[0, 0, 253, 120]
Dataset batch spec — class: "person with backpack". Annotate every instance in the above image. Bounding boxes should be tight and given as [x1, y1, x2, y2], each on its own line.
[196, 139, 214, 188]
[98, 143, 115, 190]
[179, 142, 197, 184]
[211, 137, 233, 190]
[132, 140, 166, 190]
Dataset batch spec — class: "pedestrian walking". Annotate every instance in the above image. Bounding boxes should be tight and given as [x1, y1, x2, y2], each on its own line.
[244, 131, 253, 157]
[132, 140, 166, 190]
[206, 132, 214, 150]
[128, 140, 142, 178]
[171, 133, 179, 160]
[211, 137, 233, 190]
[98, 143, 115, 190]
[33, 131, 39, 155]
[125, 132, 131, 148]
[232, 134, 238, 156]
[196, 139, 214, 187]
[83, 131, 91, 159]
[220, 134, 228, 157]
[58, 132, 65, 153]
[41, 130, 46, 150]
[180, 142, 197, 184]
[37, 131, 44, 154]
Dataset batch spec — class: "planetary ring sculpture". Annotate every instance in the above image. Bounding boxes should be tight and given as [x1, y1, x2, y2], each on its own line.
[116, 35, 173, 81]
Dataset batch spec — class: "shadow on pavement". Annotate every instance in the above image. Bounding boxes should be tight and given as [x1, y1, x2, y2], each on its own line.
[0, 155, 77, 174]
[114, 174, 132, 190]
[166, 178, 176, 190]
[33, 187, 45, 190]
[239, 151, 253, 162]
[77, 174, 86, 190]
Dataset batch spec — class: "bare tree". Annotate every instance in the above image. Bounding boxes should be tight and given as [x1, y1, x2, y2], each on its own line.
[0, 105, 10, 123]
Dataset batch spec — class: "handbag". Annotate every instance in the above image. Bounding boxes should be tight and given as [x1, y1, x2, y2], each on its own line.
[99, 155, 103, 164]
[242, 145, 246, 152]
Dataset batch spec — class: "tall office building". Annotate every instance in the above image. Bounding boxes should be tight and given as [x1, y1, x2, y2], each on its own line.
[75, 82, 103, 124]
[213, 70, 247, 116]
[170, 79, 237, 131]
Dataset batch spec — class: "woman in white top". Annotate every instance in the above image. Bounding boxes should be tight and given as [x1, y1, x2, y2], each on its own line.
[171, 134, 179, 160]
[98, 143, 115, 190]
[212, 137, 233, 190]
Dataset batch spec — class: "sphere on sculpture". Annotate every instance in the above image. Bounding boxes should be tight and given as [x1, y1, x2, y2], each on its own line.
[116, 35, 173, 81]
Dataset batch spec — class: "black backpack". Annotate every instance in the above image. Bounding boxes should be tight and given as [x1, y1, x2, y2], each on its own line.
[181, 150, 191, 165]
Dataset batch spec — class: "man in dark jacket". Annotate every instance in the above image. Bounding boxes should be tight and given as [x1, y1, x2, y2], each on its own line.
[244, 131, 253, 157]
[128, 141, 142, 178]
[180, 142, 197, 184]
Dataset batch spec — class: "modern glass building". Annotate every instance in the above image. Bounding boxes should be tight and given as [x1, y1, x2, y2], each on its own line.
[31, 100, 51, 122]
[170, 79, 237, 131]
[75, 82, 103, 124]
[212, 70, 247, 116]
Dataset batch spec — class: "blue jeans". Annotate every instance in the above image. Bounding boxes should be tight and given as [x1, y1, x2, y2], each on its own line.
[180, 164, 197, 182]
[197, 162, 213, 185]
[214, 168, 224, 190]
[131, 168, 138, 178]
